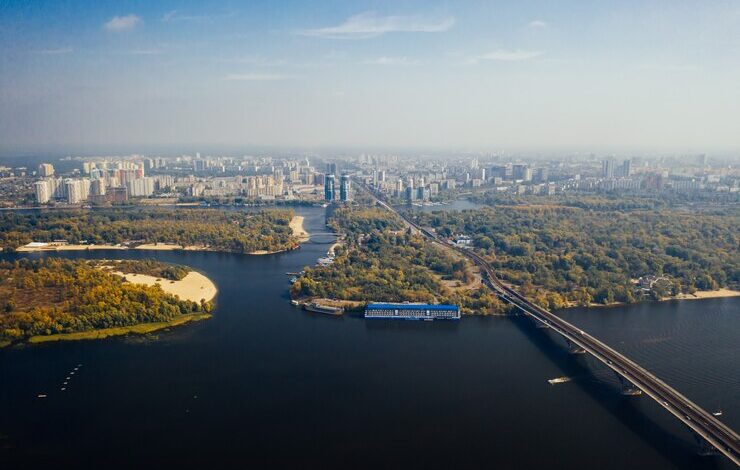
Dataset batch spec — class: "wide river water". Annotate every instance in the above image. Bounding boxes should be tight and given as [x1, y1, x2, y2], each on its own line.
[0, 206, 737, 469]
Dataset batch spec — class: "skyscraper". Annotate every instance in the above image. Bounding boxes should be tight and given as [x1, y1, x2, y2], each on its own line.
[38, 163, 55, 177]
[324, 174, 335, 201]
[35, 180, 50, 203]
[602, 159, 615, 178]
[339, 174, 351, 201]
[621, 159, 632, 177]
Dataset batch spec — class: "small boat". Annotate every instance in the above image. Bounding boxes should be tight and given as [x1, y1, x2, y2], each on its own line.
[289, 276, 298, 284]
[37, 394, 47, 398]
[712, 411, 723, 417]
[290, 300, 300, 306]
[303, 302, 344, 316]
[548, 377, 571, 385]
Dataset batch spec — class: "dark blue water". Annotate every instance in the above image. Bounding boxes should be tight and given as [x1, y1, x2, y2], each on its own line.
[0, 207, 737, 469]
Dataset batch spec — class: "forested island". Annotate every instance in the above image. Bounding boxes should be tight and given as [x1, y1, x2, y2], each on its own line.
[291, 207, 509, 315]
[408, 200, 739, 309]
[0, 208, 299, 254]
[0, 258, 215, 347]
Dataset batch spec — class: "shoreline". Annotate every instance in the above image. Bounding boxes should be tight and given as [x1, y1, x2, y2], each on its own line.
[289, 215, 310, 242]
[11, 214, 309, 255]
[564, 288, 740, 310]
[27, 313, 212, 344]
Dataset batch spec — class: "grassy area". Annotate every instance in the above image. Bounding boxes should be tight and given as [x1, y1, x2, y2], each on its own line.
[27, 313, 212, 344]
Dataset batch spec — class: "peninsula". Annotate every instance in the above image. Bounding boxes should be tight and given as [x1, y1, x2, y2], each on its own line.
[0, 258, 217, 347]
[1, 208, 303, 255]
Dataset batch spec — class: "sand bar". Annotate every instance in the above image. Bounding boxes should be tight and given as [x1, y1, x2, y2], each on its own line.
[112, 270, 217, 303]
[16, 244, 126, 252]
[290, 215, 310, 242]
[134, 243, 184, 251]
[673, 288, 740, 300]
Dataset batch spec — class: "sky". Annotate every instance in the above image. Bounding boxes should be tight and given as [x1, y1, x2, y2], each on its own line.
[0, 0, 739, 155]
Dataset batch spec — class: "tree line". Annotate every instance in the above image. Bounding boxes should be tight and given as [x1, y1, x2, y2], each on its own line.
[410, 202, 739, 309]
[0, 208, 298, 253]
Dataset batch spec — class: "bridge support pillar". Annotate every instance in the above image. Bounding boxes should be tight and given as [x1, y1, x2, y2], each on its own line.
[614, 372, 642, 396]
[565, 339, 586, 354]
[692, 431, 720, 457]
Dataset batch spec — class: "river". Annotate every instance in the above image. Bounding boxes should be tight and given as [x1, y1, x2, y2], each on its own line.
[0, 206, 737, 469]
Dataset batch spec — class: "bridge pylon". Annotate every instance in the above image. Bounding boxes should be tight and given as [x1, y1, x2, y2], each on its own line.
[529, 316, 549, 329]
[614, 372, 642, 396]
[565, 338, 586, 354]
[692, 431, 721, 456]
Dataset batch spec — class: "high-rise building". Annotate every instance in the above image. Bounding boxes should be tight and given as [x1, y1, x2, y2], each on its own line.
[533, 167, 549, 183]
[326, 163, 338, 175]
[38, 163, 55, 177]
[513, 164, 531, 181]
[406, 186, 415, 202]
[339, 174, 351, 201]
[91, 179, 106, 196]
[490, 166, 507, 179]
[35, 180, 50, 203]
[65, 179, 83, 204]
[395, 178, 404, 196]
[620, 159, 632, 177]
[602, 159, 615, 178]
[127, 177, 154, 197]
[324, 174, 336, 201]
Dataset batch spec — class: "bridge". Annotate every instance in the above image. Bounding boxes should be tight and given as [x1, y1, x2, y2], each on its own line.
[359, 183, 740, 465]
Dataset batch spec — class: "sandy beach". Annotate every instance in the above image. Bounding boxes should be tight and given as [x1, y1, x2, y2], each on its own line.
[673, 288, 740, 300]
[290, 215, 310, 242]
[134, 243, 184, 251]
[16, 244, 127, 252]
[112, 270, 218, 303]
[249, 250, 284, 255]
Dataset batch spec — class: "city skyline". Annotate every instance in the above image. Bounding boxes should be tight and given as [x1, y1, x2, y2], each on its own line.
[2, 1, 740, 155]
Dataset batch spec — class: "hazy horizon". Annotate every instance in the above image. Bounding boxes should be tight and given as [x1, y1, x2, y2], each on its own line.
[2, 1, 740, 155]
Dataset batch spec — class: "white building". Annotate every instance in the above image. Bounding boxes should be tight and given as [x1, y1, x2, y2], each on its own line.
[38, 163, 55, 177]
[65, 179, 84, 204]
[127, 177, 155, 197]
[35, 180, 50, 203]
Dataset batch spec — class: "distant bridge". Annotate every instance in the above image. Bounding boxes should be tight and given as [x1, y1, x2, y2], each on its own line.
[359, 181, 740, 465]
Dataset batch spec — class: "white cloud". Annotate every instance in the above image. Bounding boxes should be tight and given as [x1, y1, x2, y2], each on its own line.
[129, 49, 164, 55]
[362, 56, 418, 65]
[104, 14, 141, 32]
[470, 49, 545, 63]
[637, 63, 698, 72]
[223, 55, 288, 66]
[224, 73, 290, 81]
[162, 10, 236, 22]
[298, 12, 455, 39]
[162, 10, 178, 22]
[528, 20, 547, 28]
[35, 47, 73, 55]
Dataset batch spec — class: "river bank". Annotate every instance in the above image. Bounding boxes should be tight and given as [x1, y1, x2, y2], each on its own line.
[14, 215, 311, 255]
[27, 313, 212, 344]
[565, 287, 740, 310]
[290, 215, 310, 242]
